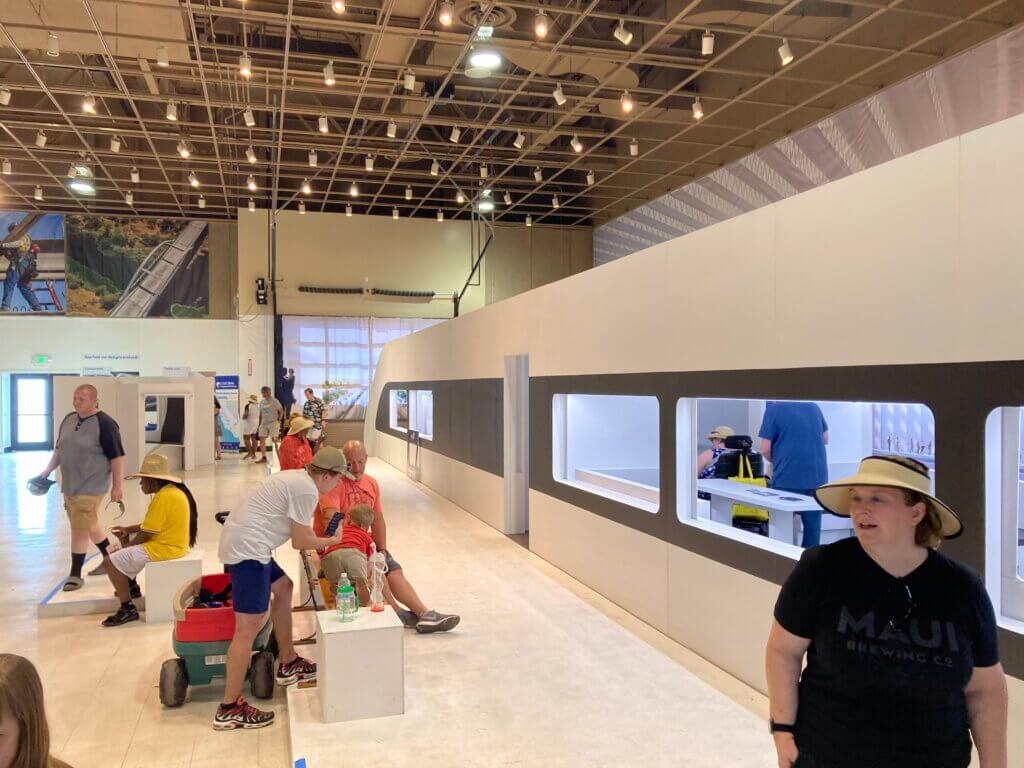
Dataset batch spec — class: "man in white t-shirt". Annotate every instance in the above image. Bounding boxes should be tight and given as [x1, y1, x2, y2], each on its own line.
[214, 446, 346, 731]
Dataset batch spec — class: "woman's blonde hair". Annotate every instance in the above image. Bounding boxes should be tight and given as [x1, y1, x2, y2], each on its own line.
[903, 490, 944, 549]
[0, 654, 70, 768]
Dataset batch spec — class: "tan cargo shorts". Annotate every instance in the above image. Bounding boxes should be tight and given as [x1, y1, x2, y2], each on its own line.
[64, 494, 104, 532]
[321, 548, 369, 588]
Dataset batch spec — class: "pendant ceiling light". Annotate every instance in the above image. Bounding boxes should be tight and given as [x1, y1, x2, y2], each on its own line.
[438, 0, 454, 26]
[692, 97, 704, 120]
[701, 29, 715, 56]
[613, 20, 632, 46]
[323, 61, 336, 86]
[534, 9, 550, 39]
[239, 51, 252, 79]
[778, 38, 794, 66]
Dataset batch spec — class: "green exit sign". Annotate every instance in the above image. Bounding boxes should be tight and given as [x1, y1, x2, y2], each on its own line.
[31, 354, 50, 365]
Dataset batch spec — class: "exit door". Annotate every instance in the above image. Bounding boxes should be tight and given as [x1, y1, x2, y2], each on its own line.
[10, 374, 53, 451]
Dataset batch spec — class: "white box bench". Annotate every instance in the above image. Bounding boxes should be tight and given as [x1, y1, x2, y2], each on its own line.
[315, 607, 404, 722]
[143, 549, 204, 623]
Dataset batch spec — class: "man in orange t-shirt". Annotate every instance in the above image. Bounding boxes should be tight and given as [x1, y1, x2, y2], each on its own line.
[315, 440, 459, 634]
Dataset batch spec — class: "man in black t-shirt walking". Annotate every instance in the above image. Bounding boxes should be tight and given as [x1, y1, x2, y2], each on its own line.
[33, 384, 125, 591]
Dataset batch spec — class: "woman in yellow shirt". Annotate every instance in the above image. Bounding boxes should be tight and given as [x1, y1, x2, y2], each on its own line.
[100, 453, 198, 627]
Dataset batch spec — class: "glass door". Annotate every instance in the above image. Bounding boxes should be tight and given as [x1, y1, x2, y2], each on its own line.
[11, 374, 52, 451]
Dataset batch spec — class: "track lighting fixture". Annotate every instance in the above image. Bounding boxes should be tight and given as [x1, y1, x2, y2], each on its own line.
[299, 201, 306, 214]
[301, 178, 312, 195]
[620, 89, 634, 113]
[534, 9, 550, 39]
[436, 210, 444, 222]
[198, 195, 206, 209]
[702, 29, 715, 56]
[323, 61, 336, 86]
[34, 185, 43, 201]
[248, 198, 255, 211]
[82, 93, 96, 114]
[177, 139, 192, 158]
[586, 170, 595, 185]
[405, 185, 413, 200]
[450, 126, 461, 143]
[247, 174, 257, 191]
[778, 38, 794, 66]
[456, 190, 465, 204]
[318, 115, 329, 133]
[47, 32, 59, 57]
[1, 159, 11, 175]
[35, 131, 46, 148]
[110, 135, 121, 153]
[188, 171, 200, 188]
[0, 87, 10, 106]
[349, 182, 358, 196]
[552, 194, 559, 209]
[503, 191, 512, 205]
[692, 96, 703, 120]
[156, 45, 169, 67]
[308, 149, 318, 167]
[430, 159, 440, 176]
[365, 155, 374, 172]
[125, 191, 134, 205]
[570, 134, 583, 153]
[525, 214, 532, 227]
[480, 163, 488, 179]
[67, 163, 77, 179]
[130, 166, 140, 184]
[243, 106, 255, 127]
[533, 167, 543, 182]
[246, 146, 257, 164]
[513, 131, 526, 149]
[166, 101, 178, 121]
[404, 71, 416, 91]
[552, 83, 566, 106]
[392, 207, 399, 219]
[478, 199, 494, 213]
[387, 120, 397, 139]
[346, 204, 353, 216]
[629, 137, 639, 156]
[613, 20, 632, 46]
[438, 0, 454, 26]
[239, 51, 252, 79]
[332, 0, 345, 12]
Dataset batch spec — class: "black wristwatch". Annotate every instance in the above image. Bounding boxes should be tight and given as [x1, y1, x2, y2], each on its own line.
[769, 718, 796, 735]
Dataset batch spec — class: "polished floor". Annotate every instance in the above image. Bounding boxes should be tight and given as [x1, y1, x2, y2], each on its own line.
[1, 450, 773, 767]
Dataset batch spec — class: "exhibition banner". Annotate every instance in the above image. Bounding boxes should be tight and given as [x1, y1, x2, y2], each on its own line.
[215, 375, 241, 450]
[65, 215, 210, 318]
[1, 211, 66, 314]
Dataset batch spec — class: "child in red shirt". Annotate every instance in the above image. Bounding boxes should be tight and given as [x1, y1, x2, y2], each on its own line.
[319, 503, 375, 606]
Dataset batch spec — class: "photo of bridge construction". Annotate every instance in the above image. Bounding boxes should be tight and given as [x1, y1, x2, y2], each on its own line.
[65, 215, 210, 318]
[0, 212, 66, 314]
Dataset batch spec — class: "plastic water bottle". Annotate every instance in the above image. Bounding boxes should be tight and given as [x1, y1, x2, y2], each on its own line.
[368, 546, 387, 612]
[336, 574, 357, 622]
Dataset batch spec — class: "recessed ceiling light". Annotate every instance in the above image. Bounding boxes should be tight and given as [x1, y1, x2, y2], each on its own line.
[82, 92, 96, 113]
[166, 101, 178, 121]
[365, 155, 374, 172]
[534, 9, 550, 39]
[692, 96, 703, 120]
[613, 20, 632, 46]
[349, 182, 358, 196]
[533, 166, 543, 182]
[248, 198, 255, 211]
[323, 61, 336, 86]
[246, 146, 257, 164]
[156, 45, 169, 67]
[702, 29, 715, 56]
[552, 84, 566, 106]
[110, 135, 121, 153]
[346, 204, 353, 216]
[438, 0, 454, 26]
[188, 171, 200, 187]
[619, 89, 634, 114]
[450, 126, 461, 143]
[405, 185, 413, 200]
[247, 174, 257, 191]
[239, 51, 252, 79]
[570, 134, 583, 153]
[629, 137, 639, 156]
[430, 159, 439, 176]
[46, 32, 59, 57]
[243, 106, 255, 127]
[301, 178, 312, 195]
[308, 149, 318, 167]
[778, 38, 794, 66]
[513, 131, 526, 149]
[386, 120, 397, 139]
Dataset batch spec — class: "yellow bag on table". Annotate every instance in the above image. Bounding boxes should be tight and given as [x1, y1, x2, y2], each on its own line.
[729, 454, 769, 524]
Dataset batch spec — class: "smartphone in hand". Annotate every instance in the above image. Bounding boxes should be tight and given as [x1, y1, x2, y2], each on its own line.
[324, 512, 344, 537]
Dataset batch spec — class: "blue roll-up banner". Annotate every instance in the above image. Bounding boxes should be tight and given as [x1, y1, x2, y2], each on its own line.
[215, 375, 241, 450]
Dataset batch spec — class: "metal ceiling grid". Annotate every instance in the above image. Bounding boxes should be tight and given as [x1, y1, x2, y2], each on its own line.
[0, 0, 1021, 224]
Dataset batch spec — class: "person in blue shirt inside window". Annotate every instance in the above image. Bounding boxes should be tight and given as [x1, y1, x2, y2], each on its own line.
[758, 401, 829, 547]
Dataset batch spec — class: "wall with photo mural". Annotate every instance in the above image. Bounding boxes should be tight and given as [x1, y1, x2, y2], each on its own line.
[1, 211, 66, 314]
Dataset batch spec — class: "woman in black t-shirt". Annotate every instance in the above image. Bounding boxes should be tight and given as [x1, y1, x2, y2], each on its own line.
[765, 455, 1008, 768]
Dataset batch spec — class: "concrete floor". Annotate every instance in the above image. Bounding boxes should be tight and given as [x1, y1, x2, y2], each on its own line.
[0, 450, 773, 767]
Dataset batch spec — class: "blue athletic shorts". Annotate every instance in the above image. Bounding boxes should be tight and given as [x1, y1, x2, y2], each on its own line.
[226, 558, 286, 614]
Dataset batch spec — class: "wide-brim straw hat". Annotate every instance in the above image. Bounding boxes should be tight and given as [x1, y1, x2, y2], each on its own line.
[707, 425, 735, 441]
[288, 416, 315, 435]
[814, 455, 962, 539]
[247, 394, 258, 403]
[125, 452, 182, 484]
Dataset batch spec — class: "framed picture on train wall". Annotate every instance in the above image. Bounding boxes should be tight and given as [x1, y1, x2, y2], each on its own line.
[0, 211, 67, 314]
[65, 215, 210, 318]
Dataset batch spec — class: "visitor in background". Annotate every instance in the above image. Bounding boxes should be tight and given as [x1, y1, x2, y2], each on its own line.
[278, 417, 314, 471]
[0, 654, 72, 768]
[758, 401, 829, 547]
[278, 368, 296, 419]
[31, 384, 124, 591]
[241, 394, 260, 460]
[698, 425, 734, 479]
[256, 386, 284, 465]
[302, 387, 326, 452]
[765, 456, 1007, 768]
[213, 398, 222, 461]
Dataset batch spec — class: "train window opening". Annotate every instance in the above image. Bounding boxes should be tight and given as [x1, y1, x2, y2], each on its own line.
[552, 394, 659, 513]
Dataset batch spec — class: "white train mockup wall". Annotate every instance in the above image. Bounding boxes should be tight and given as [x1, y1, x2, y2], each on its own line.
[366, 111, 1024, 731]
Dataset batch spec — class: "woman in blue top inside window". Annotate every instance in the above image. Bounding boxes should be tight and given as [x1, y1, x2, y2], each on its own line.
[764, 455, 1007, 768]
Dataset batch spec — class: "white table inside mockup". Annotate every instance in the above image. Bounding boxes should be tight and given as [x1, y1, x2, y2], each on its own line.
[315, 607, 404, 723]
[696, 479, 822, 544]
